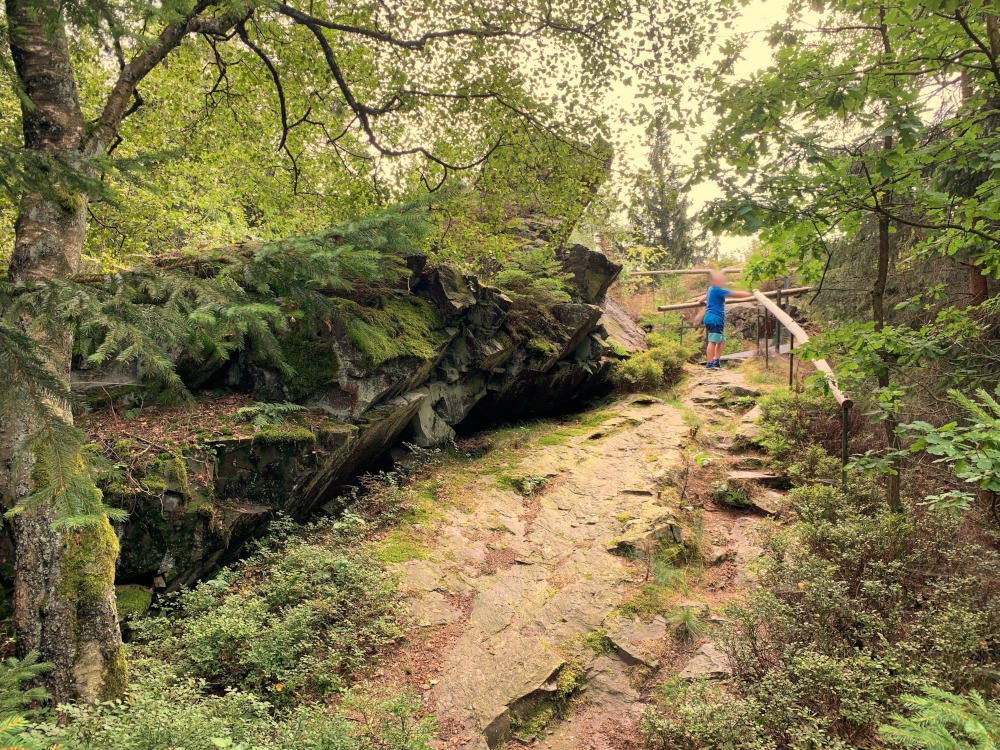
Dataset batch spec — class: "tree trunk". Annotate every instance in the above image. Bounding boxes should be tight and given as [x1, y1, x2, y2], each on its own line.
[874, 194, 902, 512]
[875, 8, 903, 512]
[2, 0, 125, 703]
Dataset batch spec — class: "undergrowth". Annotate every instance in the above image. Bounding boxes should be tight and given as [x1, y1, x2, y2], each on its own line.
[642, 390, 1000, 750]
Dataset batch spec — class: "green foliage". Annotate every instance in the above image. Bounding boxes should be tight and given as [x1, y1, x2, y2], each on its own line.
[642, 483, 1000, 749]
[755, 388, 839, 464]
[30, 661, 435, 750]
[665, 605, 706, 643]
[235, 402, 309, 430]
[612, 339, 694, 392]
[131, 516, 402, 702]
[628, 114, 712, 269]
[881, 688, 1000, 749]
[902, 388, 1000, 504]
[1, 198, 434, 528]
[0, 715, 47, 750]
[0, 650, 51, 715]
[493, 248, 572, 309]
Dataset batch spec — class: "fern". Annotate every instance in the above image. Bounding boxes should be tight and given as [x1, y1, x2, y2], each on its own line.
[880, 688, 1000, 749]
[236, 402, 308, 429]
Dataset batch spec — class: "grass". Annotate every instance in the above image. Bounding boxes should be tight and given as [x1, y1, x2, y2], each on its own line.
[737, 357, 789, 387]
[666, 605, 707, 643]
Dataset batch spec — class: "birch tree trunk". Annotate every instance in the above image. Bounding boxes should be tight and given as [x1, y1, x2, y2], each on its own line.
[2, 0, 126, 703]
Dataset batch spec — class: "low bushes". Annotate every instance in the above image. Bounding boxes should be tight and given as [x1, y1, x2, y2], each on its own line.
[613, 334, 696, 392]
[31, 662, 434, 750]
[641, 483, 1000, 750]
[131, 515, 403, 702]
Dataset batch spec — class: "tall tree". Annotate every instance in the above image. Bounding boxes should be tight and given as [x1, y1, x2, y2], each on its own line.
[629, 115, 703, 268]
[0, 0, 725, 702]
[698, 0, 1000, 509]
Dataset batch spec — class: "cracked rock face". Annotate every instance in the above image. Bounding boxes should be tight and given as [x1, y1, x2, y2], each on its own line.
[49, 228, 645, 598]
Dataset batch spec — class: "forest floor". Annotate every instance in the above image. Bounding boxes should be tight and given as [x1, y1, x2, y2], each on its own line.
[363, 361, 789, 749]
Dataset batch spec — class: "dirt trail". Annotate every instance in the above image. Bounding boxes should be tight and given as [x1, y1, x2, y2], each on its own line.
[386, 364, 778, 749]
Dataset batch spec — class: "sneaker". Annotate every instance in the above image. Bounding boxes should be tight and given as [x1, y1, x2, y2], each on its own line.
[705, 361, 719, 369]
[713, 359, 722, 367]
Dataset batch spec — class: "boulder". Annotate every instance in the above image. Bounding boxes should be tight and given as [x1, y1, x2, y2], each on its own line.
[414, 264, 477, 317]
[680, 642, 732, 679]
[600, 297, 646, 352]
[556, 243, 621, 304]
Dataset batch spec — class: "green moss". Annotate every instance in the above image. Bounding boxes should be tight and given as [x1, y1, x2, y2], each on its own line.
[556, 660, 585, 699]
[61, 517, 119, 606]
[373, 531, 429, 564]
[99, 645, 129, 701]
[337, 295, 448, 368]
[511, 701, 556, 741]
[115, 584, 153, 620]
[712, 480, 753, 509]
[142, 452, 190, 495]
[254, 425, 318, 445]
[582, 629, 615, 655]
[527, 336, 559, 357]
[280, 330, 340, 400]
[496, 473, 547, 496]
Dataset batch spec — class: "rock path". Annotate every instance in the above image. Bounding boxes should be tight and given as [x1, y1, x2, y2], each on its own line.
[389, 365, 778, 749]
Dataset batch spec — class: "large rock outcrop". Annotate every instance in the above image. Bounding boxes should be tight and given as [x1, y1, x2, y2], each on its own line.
[59, 240, 645, 593]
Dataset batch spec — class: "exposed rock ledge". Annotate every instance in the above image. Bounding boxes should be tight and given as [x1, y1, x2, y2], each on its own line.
[59, 236, 644, 594]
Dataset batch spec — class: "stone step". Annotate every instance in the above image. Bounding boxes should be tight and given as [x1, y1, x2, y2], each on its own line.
[726, 469, 784, 488]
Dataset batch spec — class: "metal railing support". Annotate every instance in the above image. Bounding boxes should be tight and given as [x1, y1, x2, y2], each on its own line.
[841, 404, 851, 490]
[789, 335, 794, 388]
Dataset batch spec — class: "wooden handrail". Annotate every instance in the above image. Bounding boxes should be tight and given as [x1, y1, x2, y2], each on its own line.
[753, 290, 852, 408]
[635, 266, 744, 277]
[656, 286, 814, 312]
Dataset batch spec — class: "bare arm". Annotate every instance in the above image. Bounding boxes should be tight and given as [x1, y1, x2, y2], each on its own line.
[727, 290, 753, 299]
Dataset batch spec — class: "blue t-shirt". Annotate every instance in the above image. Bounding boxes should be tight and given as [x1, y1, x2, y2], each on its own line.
[704, 286, 731, 326]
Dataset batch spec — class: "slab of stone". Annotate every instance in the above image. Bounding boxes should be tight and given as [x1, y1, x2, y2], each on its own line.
[680, 642, 731, 679]
[606, 615, 668, 668]
[431, 631, 565, 749]
[408, 591, 462, 628]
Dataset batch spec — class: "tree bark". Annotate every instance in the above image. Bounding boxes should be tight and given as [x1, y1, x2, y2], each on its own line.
[875, 8, 902, 512]
[2, 0, 125, 703]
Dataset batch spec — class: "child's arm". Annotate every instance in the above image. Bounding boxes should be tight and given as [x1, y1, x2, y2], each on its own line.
[725, 289, 753, 299]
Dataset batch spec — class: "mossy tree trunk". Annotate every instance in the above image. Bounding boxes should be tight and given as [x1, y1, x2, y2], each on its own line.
[2, 0, 125, 703]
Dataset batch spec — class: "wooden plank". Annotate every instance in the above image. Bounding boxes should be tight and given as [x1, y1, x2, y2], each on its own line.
[634, 266, 744, 277]
[752, 290, 852, 408]
[656, 286, 814, 312]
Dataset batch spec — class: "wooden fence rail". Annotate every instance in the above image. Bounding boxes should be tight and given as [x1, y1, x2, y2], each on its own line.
[634, 266, 744, 277]
[656, 286, 814, 313]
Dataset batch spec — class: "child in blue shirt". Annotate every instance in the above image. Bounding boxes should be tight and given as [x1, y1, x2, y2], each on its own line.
[698, 271, 752, 368]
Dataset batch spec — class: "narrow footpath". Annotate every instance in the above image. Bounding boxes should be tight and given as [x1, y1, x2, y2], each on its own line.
[377, 363, 783, 749]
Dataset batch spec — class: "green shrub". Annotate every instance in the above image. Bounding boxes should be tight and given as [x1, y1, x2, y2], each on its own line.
[30, 661, 435, 750]
[613, 340, 695, 392]
[132, 518, 402, 702]
[756, 388, 839, 461]
[641, 484, 1000, 750]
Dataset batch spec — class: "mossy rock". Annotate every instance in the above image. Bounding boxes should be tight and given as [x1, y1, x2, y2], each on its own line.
[115, 584, 153, 620]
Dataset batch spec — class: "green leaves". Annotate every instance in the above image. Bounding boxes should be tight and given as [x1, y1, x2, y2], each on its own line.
[902, 388, 1000, 501]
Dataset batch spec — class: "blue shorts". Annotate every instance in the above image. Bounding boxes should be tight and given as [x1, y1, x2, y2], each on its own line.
[706, 323, 725, 343]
